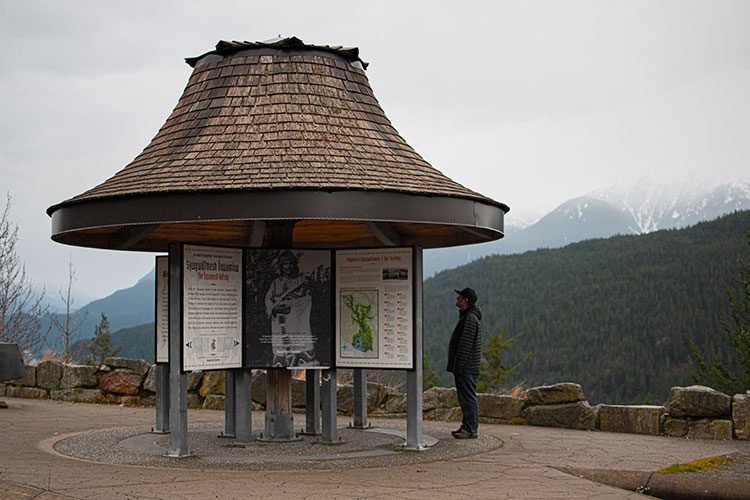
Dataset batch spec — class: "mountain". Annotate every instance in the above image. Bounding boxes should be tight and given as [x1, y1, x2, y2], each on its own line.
[423, 210, 750, 404]
[42, 270, 156, 353]
[424, 179, 750, 277]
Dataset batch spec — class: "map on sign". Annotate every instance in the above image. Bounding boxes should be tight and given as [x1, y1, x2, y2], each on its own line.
[339, 290, 378, 359]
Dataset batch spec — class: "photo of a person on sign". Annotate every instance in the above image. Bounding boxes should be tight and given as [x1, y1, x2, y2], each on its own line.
[264, 250, 316, 367]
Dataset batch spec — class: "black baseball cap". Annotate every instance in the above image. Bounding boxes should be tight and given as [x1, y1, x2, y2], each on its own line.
[455, 287, 477, 304]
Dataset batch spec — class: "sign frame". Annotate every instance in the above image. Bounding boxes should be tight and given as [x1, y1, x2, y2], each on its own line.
[154, 255, 169, 363]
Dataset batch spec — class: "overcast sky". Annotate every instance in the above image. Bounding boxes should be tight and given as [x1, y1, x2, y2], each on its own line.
[1, 0, 749, 300]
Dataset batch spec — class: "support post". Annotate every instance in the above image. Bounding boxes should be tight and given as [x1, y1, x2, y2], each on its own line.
[152, 363, 170, 433]
[302, 369, 321, 435]
[404, 246, 425, 450]
[167, 242, 191, 457]
[234, 368, 253, 445]
[350, 369, 369, 429]
[221, 369, 236, 438]
[319, 368, 339, 444]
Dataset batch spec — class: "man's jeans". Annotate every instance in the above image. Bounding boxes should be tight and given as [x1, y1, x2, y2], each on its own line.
[454, 372, 479, 435]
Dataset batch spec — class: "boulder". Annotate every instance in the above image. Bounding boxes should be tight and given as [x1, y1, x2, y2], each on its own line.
[426, 407, 462, 422]
[203, 394, 226, 410]
[6, 385, 46, 399]
[61, 365, 98, 389]
[664, 385, 731, 418]
[50, 388, 103, 403]
[99, 369, 142, 395]
[733, 392, 750, 440]
[664, 418, 733, 440]
[9, 365, 35, 387]
[423, 387, 459, 411]
[0, 383, 5, 396]
[187, 393, 203, 409]
[384, 393, 407, 413]
[525, 383, 584, 406]
[291, 377, 307, 407]
[122, 396, 142, 407]
[664, 418, 690, 438]
[478, 394, 524, 420]
[36, 360, 63, 389]
[143, 366, 157, 392]
[598, 405, 663, 435]
[103, 357, 151, 376]
[521, 401, 595, 430]
[141, 395, 156, 406]
[199, 371, 226, 396]
[188, 371, 203, 391]
[336, 382, 390, 413]
[251, 371, 266, 405]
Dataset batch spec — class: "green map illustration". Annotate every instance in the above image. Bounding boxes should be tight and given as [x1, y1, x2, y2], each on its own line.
[340, 290, 378, 358]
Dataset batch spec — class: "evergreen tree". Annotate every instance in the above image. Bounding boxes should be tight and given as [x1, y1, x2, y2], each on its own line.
[423, 355, 440, 391]
[690, 233, 750, 394]
[477, 330, 531, 393]
[86, 314, 120, 366]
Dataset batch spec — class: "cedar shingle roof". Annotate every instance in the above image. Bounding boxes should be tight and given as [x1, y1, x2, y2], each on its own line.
[58, 37, 504, 210]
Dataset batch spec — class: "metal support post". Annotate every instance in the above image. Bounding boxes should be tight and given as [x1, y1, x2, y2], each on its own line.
[152, 363, 170, 433]
[233, 368, 253, 445]
[221, 369, 236, 438]
[167, 243, 191, 457]
[404, 247, 425, 450]
[319, 368, 340, 444]
[350, 369, 370, 429]
[302, 369, 321, 435]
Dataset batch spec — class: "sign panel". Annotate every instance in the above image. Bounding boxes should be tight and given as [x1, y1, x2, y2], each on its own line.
[155, 256, 169, 363]
[182, 245, 243, 371]
[244, 249, 332, 368]
[335, 247, 414, 369]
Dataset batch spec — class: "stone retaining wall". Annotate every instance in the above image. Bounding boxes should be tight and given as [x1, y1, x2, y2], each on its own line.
[2, 358, 748, 441]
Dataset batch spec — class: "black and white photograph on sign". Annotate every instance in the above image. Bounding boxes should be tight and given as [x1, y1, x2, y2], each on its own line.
[335, 247, 414, 370]
[155, 256, 169, 363]
[182, 245, 243, 371]
[244, 249, 332, 368]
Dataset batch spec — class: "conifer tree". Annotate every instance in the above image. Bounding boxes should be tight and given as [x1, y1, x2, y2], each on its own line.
[477, 330, 531, 393]
[86, 314, 120, 366]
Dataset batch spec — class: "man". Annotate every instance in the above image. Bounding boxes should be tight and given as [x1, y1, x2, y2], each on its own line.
[447, 287, 482, 439]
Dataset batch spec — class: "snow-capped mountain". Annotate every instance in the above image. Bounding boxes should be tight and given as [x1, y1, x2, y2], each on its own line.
[423, 178, 750, 278]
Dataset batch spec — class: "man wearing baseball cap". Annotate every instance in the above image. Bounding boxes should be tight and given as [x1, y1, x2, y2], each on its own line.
[447, 287, 482, 439]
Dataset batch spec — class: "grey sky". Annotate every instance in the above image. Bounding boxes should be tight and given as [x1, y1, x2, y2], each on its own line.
[1, 0, 748, 299]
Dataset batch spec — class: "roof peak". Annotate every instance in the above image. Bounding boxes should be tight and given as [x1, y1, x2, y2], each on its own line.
[186, 36, 368, 69]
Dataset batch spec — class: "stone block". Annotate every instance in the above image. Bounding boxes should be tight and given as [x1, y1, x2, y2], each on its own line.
[336, 381, 389, 413]
[6, 385, 47, 399]
[199, 371, 225, 396]
[521, 400, 595, 430]
[599, 405, 663, 435]
[141, 395, 156, 406]
[0, 383, 5, 396]
[99, 369, 142, 395]
[103, 357, 151, 376]
[664, 418, 690, 437]
[36, 360, 63, 389]
[122, 396, 142, 407]
[188, 371, 203, 391]
[251, 371, 266, 405]
[423, 386, 459, 411]
[426, 407, 462, 422]
[187, 393, 203, 408]
[478, 394, 524, 420]
[689, 419, 733, 440]
[61, 364, 98, 389]
[50, 388, 103, 403]
[0, 343, 24, 381]
[525, 383, 584, 406]
[665, 385, 731, 418]
[9, 365, 35, 387]
[203, 394, 226, 410]
[733, 392, 750, 440]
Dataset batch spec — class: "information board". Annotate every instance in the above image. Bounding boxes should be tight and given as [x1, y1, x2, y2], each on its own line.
[335, 247, 414, 369]
[182, 245, 243, 371]
[244, 249, 332, 368]
[155, 256, 169, 363]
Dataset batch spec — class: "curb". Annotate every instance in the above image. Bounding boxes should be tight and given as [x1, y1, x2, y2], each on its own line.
[556, 467, 750, 500]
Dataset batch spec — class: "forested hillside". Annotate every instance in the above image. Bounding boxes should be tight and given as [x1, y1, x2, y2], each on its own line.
[423, 210, 750, 404]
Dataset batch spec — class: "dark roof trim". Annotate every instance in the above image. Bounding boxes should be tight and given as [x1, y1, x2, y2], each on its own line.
[186, 36, 368, 69]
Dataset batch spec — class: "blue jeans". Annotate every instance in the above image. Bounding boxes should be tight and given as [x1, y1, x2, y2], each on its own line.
[454, 372, 479, 435]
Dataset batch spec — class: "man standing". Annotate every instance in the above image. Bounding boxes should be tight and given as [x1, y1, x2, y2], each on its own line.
[447, 287, 482, 439]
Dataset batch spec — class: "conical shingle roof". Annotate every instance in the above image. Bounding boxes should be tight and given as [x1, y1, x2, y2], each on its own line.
[48, 38, 508, 251]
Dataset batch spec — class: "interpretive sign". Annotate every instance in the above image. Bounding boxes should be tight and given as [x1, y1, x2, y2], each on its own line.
[155, 256, 169, 363]
[182, 245, 243, 371]
[335, 247, 414, 369]
[244, 249, 332, 368]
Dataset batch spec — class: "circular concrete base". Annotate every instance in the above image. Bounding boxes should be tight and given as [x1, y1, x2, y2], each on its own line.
[53, 421, 502, 471]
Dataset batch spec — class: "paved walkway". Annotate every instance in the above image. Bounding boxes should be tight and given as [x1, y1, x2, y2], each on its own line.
[1, 397, 749, 499]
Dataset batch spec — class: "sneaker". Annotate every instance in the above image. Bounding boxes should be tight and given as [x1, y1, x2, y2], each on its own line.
[451, 428, 464, 437]
[453, 431, 478, 439]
